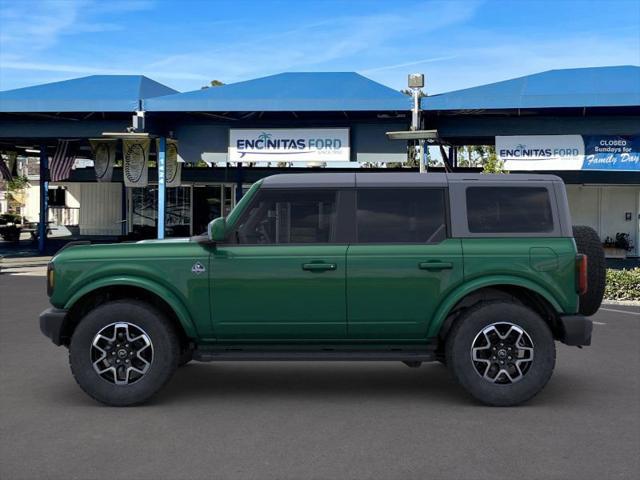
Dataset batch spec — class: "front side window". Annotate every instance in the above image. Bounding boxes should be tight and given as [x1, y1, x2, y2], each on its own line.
[235, 189, 337, 244]
[356, 188, 447, 243]
[466, 187, 553, 233]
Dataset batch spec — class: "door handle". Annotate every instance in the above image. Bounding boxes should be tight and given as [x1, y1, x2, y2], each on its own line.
[418, 261, 453, 271]
[302, 263, 337, 272]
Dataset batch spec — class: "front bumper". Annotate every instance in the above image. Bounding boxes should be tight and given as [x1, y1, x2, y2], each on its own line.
[39, 307, 69, 346]
[558, 314, 593, 346]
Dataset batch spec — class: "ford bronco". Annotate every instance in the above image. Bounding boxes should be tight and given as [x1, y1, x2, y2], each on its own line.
[40, 173, 605, 406]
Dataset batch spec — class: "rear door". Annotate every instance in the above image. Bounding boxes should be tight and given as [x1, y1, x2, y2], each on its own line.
[346, 187, 463, 340]
[211, 187, 349, 340]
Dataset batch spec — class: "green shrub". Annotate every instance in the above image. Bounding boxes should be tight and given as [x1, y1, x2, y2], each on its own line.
[605, 268, 640, 301]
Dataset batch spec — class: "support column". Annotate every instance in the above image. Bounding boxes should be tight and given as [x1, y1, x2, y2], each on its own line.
[236, 162, 244, 204]
[38, 145, 48, 254]
[157, 137, 166, 239]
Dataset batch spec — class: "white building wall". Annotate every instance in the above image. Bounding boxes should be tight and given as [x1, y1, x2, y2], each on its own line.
[22, 181, 40, 222]
[78, 182, 122, 235]
[64, 184, 81, 208]
[566, 185, 640, 256]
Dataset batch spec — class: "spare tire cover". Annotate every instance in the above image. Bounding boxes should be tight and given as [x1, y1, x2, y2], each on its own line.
[572, 225, 606, 316]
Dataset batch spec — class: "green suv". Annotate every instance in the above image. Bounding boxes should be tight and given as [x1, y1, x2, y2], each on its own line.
[40, 173, 605, 406]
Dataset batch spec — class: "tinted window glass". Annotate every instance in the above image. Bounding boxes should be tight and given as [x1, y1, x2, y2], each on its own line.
[235, 189, 337, 244]
[466, 187, 553, 233]
[356, 188, 447, 243]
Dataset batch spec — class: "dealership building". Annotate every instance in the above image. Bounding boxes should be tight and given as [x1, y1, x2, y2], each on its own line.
[0, 65, 638, 256]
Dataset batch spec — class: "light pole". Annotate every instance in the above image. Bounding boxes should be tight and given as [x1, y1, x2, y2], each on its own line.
[408, 73, 425, 172]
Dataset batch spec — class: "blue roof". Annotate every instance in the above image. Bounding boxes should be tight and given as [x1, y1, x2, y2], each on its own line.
[145, 72, 411, 112]
[422, 66, 640, 111]
[0, 75, 178, 113]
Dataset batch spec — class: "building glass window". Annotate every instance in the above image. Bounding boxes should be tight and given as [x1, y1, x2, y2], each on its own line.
[48, 188, 66, 207]
[356, 188, 447, 243]
[466, 187, 553, 233]
[130, 186, 191, 238]
[166, 187, 191, 237]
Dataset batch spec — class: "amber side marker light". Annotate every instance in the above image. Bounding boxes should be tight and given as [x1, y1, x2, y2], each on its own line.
[576, 254, 588, 295]
[47, 263, 55, 296]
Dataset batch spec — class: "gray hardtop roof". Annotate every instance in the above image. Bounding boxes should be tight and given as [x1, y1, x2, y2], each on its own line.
[261, 172, 563, 188]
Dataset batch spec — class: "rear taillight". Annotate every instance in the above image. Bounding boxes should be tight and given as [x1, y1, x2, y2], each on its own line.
[576, 254, 588, 295]
[47, 262, 55, 297]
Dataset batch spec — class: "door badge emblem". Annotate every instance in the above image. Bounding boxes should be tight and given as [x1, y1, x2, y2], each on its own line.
[191, 261, 206, 275]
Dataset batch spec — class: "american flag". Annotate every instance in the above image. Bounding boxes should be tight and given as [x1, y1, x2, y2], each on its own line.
[49, 140, 79, 182]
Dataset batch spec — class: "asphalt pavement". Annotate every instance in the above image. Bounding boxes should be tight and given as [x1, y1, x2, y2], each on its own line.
[1, 274, 638, 480]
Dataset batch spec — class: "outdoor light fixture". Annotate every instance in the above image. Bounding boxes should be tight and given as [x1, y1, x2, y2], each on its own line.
[101, 132, 151, 138]
[24, 148, 41, 153]
[408, 73, 425, 89]
[132, 110, 145, 131]
[386, 129, 439, 141]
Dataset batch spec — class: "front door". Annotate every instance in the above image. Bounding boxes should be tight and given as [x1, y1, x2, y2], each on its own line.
[347, 187, 463, 340]
[211, 187, 348, 340]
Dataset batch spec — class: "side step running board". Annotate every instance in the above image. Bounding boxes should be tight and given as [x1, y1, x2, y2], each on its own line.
[193, 350, 436, 362]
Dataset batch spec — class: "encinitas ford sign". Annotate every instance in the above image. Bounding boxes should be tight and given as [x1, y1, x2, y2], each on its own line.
[497, 135, 585, 170]
[497, 135, 640, 171]
[229, 128, 350, 162]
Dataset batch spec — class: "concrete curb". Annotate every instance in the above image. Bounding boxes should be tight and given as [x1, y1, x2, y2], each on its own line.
[602, 299, 640, 306]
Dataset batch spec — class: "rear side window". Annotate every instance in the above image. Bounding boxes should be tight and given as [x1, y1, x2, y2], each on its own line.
[466, 187, 553, 233]
[356, 188, 447, 243]
[235, 189, 337, 244]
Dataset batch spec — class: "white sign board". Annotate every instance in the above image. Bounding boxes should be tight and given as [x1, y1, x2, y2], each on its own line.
[496, 135, 585, 170]
[229, 128, 350, 162]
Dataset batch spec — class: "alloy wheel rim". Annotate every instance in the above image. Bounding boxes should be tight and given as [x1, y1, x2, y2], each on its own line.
[470, 322, 534, 384]
[90, 322, 153, 385]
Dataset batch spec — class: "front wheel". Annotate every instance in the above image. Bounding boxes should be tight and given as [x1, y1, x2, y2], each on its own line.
[446, 301, 555, 406]
[69, 300, 180, 406]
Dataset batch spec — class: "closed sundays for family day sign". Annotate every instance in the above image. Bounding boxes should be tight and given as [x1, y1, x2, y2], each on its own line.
[497, 135, 640, 171]
[229, 128, 350, 162]
[582, 136, 640, 170]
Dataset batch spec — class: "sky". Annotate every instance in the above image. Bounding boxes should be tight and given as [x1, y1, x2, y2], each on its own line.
[0, 0, 639, 94]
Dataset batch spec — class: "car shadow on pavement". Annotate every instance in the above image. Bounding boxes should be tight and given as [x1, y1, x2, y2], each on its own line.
[45, 362, 584, 408]
[150, 362, 476, 406]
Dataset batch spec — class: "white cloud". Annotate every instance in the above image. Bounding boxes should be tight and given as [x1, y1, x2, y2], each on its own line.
[134, 1, 484, 89]
[1, 0, 637, 95]
[0, 0, 153, 57]
[361, 56, 459, 74]
[0, 60, 209, 81]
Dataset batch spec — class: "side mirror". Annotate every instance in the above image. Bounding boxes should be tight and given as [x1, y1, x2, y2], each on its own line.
[208, 217, 227, 242]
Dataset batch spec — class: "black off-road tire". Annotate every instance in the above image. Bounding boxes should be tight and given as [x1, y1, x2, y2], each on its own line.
[69, 300, 180, 406]
[572, 225, 606, 316]
[446, 301, 556, 407]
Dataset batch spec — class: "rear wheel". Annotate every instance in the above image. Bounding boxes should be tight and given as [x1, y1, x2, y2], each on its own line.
[446, 301, 555, 406]
[572, 225, 606, 316]
[69, 300, 180, 406]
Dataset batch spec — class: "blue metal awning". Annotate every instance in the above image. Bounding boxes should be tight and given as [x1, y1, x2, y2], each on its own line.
[422, 66, 640, 111]
[145, 72, 411, 112]
[0, 75, 178, 113]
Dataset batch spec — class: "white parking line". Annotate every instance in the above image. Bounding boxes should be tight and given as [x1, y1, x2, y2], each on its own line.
[600, 308, 640, 316]
[592, 321, 607, 325]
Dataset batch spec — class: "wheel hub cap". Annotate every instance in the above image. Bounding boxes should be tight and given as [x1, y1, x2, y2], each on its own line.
[471, 322, 534, 384]
[91, 322, 154, 385]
